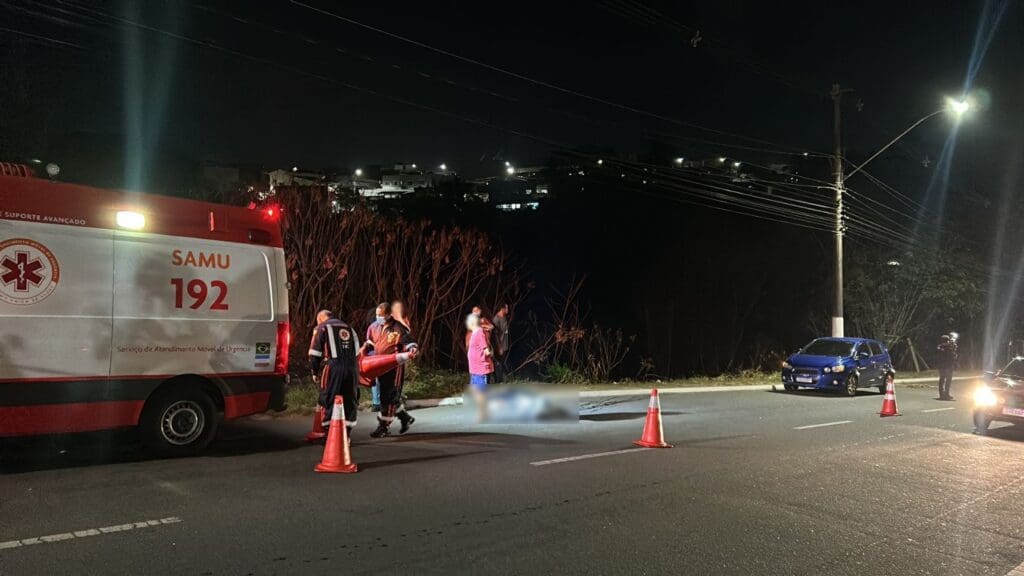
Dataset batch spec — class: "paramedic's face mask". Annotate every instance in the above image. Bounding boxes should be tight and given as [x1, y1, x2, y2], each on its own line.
[376, 315, 386, 324]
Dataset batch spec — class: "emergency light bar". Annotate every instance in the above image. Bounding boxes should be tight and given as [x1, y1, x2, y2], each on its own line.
[116, 210, 146, 230]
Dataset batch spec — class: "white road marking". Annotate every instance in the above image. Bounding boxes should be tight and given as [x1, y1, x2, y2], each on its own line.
[793, 420, 853, 430]
[921, 407, 955, 413]
[530, 447, 650, 466]
[0, 517, 181, 552]
[1006, 558, 1024, 576]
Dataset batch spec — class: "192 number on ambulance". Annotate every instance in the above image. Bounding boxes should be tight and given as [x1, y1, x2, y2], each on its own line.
[171, 278, 229, 310]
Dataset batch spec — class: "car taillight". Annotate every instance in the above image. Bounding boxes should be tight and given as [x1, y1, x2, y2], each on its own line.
[275, 321, 290, 376]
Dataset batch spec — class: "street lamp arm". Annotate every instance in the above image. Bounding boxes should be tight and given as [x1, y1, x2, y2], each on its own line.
[844, 108, 944, 180]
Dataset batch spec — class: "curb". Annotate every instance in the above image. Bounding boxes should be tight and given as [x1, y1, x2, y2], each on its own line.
[579, 375, 978, 398]
[405, 396, 464, 409]
[356, 375, 982, 408]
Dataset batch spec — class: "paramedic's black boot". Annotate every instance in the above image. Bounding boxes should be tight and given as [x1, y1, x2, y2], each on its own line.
[370, 419, 390, 438]
[398, 411, 415, 434]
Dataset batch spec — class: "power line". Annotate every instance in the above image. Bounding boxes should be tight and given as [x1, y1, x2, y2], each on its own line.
[287, 0, 823, 155]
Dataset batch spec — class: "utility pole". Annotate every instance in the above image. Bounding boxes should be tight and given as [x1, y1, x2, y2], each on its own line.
[830, 83, 846, 338]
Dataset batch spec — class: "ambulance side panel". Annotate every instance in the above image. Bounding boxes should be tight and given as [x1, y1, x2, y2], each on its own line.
[0, 220, 116, 433]
[110, 231, 281, 417]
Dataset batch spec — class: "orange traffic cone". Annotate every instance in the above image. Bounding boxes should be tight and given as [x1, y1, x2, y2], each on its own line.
[315, 396, 358, 474]
[304, 406, 327, 442]
[879, 377, 900, 417]
[358, 352, 412, 387]
[634, 389, 672, 448]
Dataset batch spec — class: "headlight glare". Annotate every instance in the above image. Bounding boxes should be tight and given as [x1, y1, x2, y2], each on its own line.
[974, 385, 998, 407]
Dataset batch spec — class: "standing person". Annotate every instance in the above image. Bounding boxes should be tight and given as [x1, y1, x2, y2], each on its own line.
[365, 305, 387, 412]
[365, 302, 419, 437]
[466, 313, 494, 421]
[491, 304, 510, 383]
[936, 334, 957, 401]
[466, 305, 494, 351]
[308, 310, 360, 435]
[392, 299, 411, 331]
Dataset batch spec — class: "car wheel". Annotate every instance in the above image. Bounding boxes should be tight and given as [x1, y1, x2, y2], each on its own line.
[843, 375, 858, 397]
[140, 383, 219, 457]
[784, 384, 797, 392]
[973, 411, 992, 435]
[878, 373, 893, 395]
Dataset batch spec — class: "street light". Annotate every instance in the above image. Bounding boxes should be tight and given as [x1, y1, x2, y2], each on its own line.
[354, 168, 363, 177]
[439, 163, 447, 171]
[505, 166, 515, 176]
[674, 157, 684, 165]
[829, 90, 973, 337]
[948, 97, 970, 117]
[844, 96, 971, 180]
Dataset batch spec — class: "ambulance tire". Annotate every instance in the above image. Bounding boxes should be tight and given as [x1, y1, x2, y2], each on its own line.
[140, 383, 219, 457]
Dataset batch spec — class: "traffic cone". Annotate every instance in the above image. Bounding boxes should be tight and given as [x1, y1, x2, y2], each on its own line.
[879, 377, 901, 417]
[304, 406, 326, 442]
[358, 352, 412, 387]
[634, 389, 672, 448]
[315, 396, 358, 473]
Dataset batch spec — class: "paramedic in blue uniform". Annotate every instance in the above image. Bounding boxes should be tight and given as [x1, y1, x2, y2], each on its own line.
[309, 309, 360, 435]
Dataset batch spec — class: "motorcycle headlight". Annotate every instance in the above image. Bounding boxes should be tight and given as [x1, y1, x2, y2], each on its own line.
[974, 385, 998, 407]
[782, 361, 792, 370]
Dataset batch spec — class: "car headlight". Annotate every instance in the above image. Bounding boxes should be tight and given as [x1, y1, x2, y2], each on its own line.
[831, 364, 845, 373]
[974, 385, 998, 407]
[782, 361, 792, 369]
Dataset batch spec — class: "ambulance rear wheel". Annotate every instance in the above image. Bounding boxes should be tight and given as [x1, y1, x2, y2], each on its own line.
[141, 384, 218, 457]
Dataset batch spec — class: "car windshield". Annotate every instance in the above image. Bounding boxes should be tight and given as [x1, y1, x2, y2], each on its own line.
[1000, 359, 1024, 379]
[800, 340, 854, 357]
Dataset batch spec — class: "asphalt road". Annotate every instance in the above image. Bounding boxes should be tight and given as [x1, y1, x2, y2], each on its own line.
[3, 379, 1024, 575]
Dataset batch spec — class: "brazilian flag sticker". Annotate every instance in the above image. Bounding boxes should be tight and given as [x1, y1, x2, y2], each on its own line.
[255, 342, 271, 360]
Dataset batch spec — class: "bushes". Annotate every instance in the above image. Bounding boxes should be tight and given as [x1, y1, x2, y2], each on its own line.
[276, 185, 523, 367]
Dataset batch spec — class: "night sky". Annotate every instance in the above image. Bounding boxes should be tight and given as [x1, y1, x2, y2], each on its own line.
[1, 0, 1020, 183]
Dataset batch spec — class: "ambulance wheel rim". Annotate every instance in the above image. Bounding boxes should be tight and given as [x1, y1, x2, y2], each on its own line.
[160, 400, 205, 446]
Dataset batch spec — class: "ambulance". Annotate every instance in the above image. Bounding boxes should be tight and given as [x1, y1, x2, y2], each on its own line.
[0, 164, 289, 455]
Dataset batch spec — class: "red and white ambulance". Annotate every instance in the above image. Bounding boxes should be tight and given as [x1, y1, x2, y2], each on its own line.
[0, 165, 289, 455]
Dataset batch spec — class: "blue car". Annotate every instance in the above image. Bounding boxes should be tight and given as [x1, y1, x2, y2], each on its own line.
[781, 337, 895, 396]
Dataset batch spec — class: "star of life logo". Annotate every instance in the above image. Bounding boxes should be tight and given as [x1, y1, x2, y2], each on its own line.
[0, 238, 60, 305]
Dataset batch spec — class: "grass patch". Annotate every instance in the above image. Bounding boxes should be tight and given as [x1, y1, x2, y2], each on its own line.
[580, 370, 777, 390]
[282, 367, 467, 414]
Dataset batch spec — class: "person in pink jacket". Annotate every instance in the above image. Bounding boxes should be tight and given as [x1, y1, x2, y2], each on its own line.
[466, 313, 493, 421]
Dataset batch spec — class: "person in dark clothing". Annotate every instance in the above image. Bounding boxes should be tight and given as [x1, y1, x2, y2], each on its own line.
[363, 302, 419, 437]
[309, 310, 360, 434]
[936, 334, 957, 401]
[491, 304, 510, 383]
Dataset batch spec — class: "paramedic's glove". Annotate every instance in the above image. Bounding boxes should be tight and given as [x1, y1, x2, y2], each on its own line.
[311, 374, 319, 385]
[407, 346, 419, 359]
